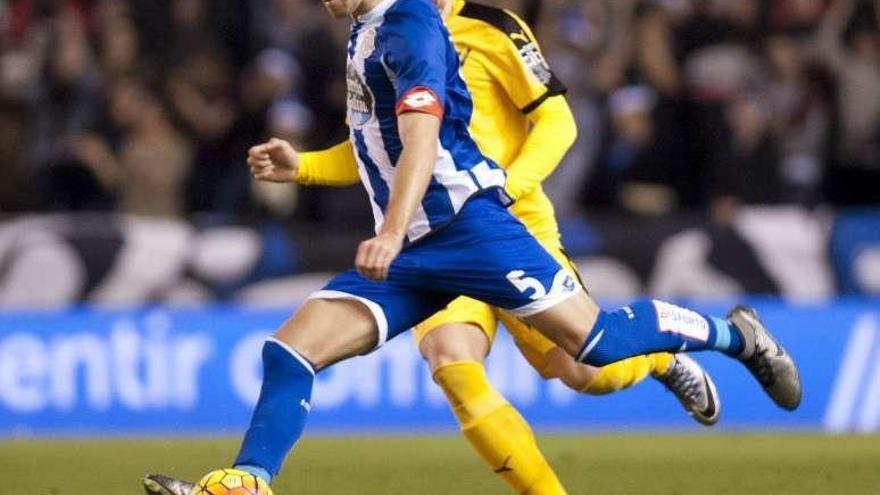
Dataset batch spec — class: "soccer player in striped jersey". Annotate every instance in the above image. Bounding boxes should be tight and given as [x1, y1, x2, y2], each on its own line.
[144, 0, 800, 493]
[239, 2, 722, 493]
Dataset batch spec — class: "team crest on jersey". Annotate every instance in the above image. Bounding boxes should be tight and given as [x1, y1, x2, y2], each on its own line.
[518, 41, 552, 85]
[346, 64, 374, 127]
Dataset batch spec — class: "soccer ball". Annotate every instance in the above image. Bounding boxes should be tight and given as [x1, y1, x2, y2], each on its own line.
[192, 468, 273, 495]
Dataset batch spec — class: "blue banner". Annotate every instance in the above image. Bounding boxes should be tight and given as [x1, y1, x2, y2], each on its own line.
[1, 300, 878, 436]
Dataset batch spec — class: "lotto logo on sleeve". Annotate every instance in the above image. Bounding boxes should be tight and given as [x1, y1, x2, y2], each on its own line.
[396, 86, 443, 118]
[403, 91, 436, 108]
[652, 300, 710, 342]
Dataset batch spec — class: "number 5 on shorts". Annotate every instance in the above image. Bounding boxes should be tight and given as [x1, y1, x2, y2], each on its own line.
[506, 270, 546, 300]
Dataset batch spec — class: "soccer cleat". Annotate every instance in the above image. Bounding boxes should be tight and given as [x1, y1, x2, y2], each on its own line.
[143, 474, 195, 495]
[728, 305, 802, 410]
[655, 354, 720, 426]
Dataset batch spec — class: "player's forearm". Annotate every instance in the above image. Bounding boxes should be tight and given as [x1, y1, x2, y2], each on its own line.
[504, 96, 577, 200]
[297, 140, 361, 186]
[381, 114, 440, 237]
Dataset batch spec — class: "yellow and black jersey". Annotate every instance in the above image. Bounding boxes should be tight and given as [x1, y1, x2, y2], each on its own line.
[448, 0, 566, 169]
[447, 0, 570, 242]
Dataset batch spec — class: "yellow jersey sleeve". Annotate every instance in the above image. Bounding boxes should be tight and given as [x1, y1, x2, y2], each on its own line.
[297, 140, 361, 187]
[505, 95, 577, 200]
[457, 2, 566, 114]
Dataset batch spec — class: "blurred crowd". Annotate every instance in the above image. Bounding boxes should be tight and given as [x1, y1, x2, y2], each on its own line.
[538, 0, 880, 219]
[1, 0, 879, 226]
[0, 0, 347, 221]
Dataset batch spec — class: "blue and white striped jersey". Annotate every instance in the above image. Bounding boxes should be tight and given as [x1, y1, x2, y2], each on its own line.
[345, 0, 508, 243]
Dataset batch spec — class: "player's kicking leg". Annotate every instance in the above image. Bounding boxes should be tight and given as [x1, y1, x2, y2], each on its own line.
[496, 241, 722, 426]
[430, 195, 800, 412]
[521, 292, 801, 411]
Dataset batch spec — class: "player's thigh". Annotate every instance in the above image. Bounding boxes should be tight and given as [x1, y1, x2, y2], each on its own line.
[541, 346, 601, 390]
[467, 231, 595, 356]
[418, 322, 492, 372]
[289, 269, 452, 370]
[497, 238, 588, 374]
[407, 196, 591, 354]
[421, 220, 581, 319]
[414, 296, 496, 366]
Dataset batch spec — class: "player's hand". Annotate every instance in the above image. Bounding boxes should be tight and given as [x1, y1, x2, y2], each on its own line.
[247, 137, 299, 183]
[355, 231, 404, 281]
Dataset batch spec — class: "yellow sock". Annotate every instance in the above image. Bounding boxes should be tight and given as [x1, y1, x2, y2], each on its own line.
[433, 361, 567, 495]
[648, 352, 674, 377]
[581, 352, 673, 395]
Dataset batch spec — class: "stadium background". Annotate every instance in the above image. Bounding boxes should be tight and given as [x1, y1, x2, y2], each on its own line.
[1, 0, 879, 493]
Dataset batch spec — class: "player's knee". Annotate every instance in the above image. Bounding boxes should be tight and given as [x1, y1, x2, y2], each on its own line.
[273, 298, 379, 371]
[521, 291, 601, 358]
[561, 367, 604, 394]
[419, 323, 490, 372]
[544, 349, 601, 393]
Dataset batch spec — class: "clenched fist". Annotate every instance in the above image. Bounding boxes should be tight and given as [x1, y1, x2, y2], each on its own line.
[355, 231, 405, 281]
[247, 137, 299, 183]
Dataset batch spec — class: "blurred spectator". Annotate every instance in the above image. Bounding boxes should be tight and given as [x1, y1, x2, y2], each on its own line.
[0, 100, 29, 211]
[164, 48, 240, 214]
[771, 0, 829, 30]
[585, 85, 681, 215]
[79, 76, 193, 218]
[710, 93, 785, 209]
[29, 1, 101, 167]
[252, 0, 313, 51]
[95, 1, 139, 78]
[132, 0, 251, 72]
[814, 0, 880, 205]
[764, 31, 830, 202]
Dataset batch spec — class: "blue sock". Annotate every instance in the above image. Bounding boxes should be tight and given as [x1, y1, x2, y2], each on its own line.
[709, 315, 744, 357]
[577, 299, 744, 366]
[234, 338, 315, 483]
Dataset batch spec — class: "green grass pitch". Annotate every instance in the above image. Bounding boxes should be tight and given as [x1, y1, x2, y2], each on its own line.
[2, 434, 878, 494]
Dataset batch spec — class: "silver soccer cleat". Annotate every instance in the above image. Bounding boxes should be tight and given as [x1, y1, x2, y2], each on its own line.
[655, 353, 721, 426]
[143, 474, 195, 495]
[728, 305, 802, 410]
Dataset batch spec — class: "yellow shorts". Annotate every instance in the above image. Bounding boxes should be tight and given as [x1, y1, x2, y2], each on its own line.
[412, 236, 583, 377]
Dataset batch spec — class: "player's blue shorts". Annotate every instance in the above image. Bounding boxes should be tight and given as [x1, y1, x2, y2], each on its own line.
[308, 192, 581, 348]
